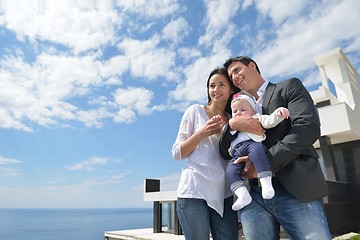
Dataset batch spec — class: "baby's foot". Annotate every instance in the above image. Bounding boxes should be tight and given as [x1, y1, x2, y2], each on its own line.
[232, 186, 252, 210]
[260, 177, 275, 199]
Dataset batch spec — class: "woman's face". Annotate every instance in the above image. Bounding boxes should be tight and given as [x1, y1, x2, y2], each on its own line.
[208, 74, 233, 105]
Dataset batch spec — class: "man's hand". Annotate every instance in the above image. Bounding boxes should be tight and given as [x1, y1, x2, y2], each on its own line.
[234, 156, 258, 179]
[229, 115, 264, 135]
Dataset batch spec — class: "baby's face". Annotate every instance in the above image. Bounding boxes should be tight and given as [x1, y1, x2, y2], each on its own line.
[231, 99, 254, 117]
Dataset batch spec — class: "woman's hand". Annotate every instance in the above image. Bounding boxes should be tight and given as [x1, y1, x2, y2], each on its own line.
[179, 115, 225, 159]
[234, 156, 258, 179]
[201, 115, 225, 137]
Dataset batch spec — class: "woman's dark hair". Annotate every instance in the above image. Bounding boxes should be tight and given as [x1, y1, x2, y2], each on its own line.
[206, 67, 240, 114]
[223, 56, 261, 75]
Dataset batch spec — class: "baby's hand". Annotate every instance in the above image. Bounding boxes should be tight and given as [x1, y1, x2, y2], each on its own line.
[276, 107, 290, 119]
[211, 114, 223, 122]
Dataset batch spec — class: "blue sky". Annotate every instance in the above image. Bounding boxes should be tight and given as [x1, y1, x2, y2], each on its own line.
[0, 0, 359, 208]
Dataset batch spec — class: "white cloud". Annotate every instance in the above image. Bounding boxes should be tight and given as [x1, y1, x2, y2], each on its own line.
[240, 0, 254, 10]
[101, 55, 129, 81]
[0, 173, 149, 208]
[119, 36, 177, 81]
[47, 173, 130, 191]
[0, 53, 107, 130]
[0, 156, 22, 165]
[0, 0, 359, 132]
[0, 49, 155, 130]
[169, 52, 229, 104]
[67, 156, 112, 171]
[0, 0, 230, 132]
[112, 87, 154, 123]
[0, 156, 22, 177]
[249, 0, 360, 87]
[0, 0, 120, 53]
[0, 109, 33, 132]
[199, 0, 240, 46]
[113, 108, 137, 124]
[255, 0, 312, 25]
[0, 167, 22, 177]
[178, 47, 202, 62]
[114, 87, 153, 108]
[117, 0, 181, 18]
[76, 108, 111, 128]
[162, 17, 191, 45]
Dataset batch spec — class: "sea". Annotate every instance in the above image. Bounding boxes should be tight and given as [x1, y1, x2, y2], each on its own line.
[0, 208, 153, 240]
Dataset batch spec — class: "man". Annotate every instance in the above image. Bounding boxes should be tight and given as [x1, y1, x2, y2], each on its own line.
[219, 56, 332, 239]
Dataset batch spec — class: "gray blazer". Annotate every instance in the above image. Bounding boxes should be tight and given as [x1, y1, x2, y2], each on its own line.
[219, 78, 328, 202]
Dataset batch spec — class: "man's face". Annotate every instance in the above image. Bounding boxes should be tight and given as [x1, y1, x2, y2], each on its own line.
[227, 61, 256, 91]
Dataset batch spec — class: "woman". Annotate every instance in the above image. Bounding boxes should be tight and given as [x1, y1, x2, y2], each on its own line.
[172, 67, 239, 240]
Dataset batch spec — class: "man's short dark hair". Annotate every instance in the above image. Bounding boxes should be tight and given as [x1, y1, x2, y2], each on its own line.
[223, 56, 261, 74]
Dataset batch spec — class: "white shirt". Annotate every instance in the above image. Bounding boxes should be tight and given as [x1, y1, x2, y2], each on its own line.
[255, 80, 269, 114]
[172, 104, 232, 216]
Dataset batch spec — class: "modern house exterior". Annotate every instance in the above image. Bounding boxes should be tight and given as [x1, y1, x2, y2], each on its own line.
[310, 47, 360, 235]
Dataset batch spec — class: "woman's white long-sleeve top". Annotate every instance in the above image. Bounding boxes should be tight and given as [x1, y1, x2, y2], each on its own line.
[172, 104, 232, 217]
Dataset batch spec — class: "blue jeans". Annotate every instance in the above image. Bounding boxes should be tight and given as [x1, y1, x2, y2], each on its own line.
[239, 183, 332, 240]
[177, 197, 238, 240]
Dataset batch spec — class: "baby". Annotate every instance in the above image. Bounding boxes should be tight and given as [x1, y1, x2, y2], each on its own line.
[226, 92, 290, 210]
